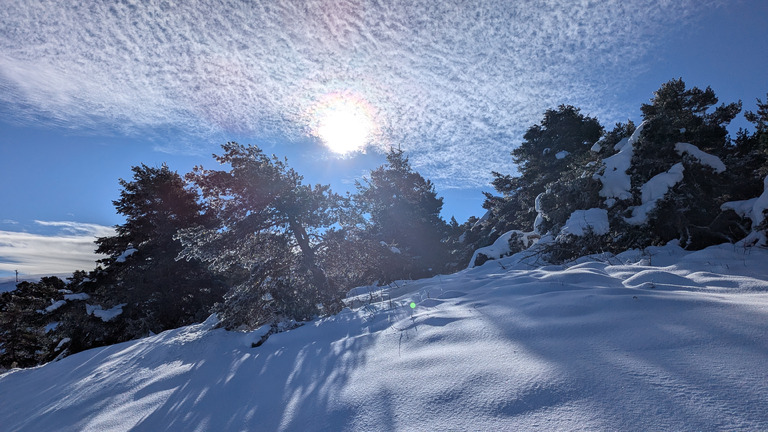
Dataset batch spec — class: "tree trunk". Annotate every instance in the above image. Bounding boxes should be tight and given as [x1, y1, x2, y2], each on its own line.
[288, 218, 340, 313]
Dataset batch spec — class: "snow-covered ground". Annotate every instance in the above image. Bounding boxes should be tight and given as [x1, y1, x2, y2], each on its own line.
[2, 243, 768, 431]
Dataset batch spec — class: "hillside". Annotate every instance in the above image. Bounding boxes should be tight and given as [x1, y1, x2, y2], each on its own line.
[2, 242, 768, 431]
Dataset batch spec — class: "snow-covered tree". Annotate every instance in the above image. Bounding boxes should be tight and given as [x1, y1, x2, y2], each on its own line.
[468, 106, 604, 263]
[622, 79, 742, 248]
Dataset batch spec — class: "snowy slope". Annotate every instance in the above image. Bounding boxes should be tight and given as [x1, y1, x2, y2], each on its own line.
[2, 243, 768, 431]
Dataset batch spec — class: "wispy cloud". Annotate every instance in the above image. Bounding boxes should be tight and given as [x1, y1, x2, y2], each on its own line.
[0, 0, 723, 186]
[33, 220, 116, 238]
[0, 222, 114, 276]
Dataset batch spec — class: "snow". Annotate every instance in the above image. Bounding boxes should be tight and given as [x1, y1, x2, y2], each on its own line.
[732, 176, 768, 247]
[86, 303, 127, 322]
[55, 338, 71, 350]
[597, 121, 646, 202]
[380, 241, 401, 254]
[469, 230, 528, 268]
[3, 243, 768, 431]
[721, 178, 768, 231]
[675, 142, 726, 173]
[559, 208, 609, 237]
[751, 176, 768, 229]
[115, 248, 137, 263]
[472, 209, 491, 229]
[625, 162, 685, 225]
[555, 150, 569, 159]
[42, 300, 67, 314]
[590, 142, 601, 152]
[722, 197, 759, 219]
[64, 292, 90, 301]
[533, 192, 546, 234]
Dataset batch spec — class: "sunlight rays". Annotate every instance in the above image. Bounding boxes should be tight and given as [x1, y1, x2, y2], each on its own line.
[307, 91, 378, 155]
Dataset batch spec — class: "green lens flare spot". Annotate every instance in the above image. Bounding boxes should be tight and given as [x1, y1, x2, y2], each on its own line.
[409, 302, 416, 309]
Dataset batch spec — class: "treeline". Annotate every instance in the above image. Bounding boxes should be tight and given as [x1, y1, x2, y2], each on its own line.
[2, 79, 767, 370]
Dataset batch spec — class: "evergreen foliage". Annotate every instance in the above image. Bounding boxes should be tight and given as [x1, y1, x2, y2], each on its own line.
[90, 164, 225, 340]
[352, 148, 450, 281]
[0, 277, 64, 369]
[626, 79, 741, 249]
[178, 142, 344, 330]
[471, 105, 603, 263]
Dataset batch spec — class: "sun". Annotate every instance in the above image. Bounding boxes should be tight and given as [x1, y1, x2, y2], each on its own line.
[308, 91, 377, 155]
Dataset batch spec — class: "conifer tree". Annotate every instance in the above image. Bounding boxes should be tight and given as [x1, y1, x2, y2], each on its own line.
[627, 79, 741, 248]
[353, 148, 450, 281]
[0, 277, 65, 369]
[479, 105, 603, 241]
[91, 164, 224, 338]
[178, 142, 344, 329]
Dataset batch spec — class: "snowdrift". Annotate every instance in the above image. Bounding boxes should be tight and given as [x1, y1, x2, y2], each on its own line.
[2, 243, 768, 431]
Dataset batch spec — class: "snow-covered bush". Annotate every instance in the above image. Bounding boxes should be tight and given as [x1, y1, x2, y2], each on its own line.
[468, 230, 540, 268]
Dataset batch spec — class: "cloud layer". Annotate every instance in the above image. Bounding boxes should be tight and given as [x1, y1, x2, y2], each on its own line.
[0, 221, 113, 277]
[0, 0, 721, 186]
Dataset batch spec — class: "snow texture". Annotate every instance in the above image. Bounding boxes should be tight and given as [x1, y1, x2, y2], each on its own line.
[597, 121, 646, 202]
[555, 150, 569, 159]
[625, 162, 685, 225]
[674, 142, 726, 173]
[559, 208, 610, 237]
[2, 243, 768, 431]
[64, 292, 90, 301]
[55, 338, 70, 350]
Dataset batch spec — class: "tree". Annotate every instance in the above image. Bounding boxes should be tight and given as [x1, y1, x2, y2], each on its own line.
[626, 79, 742, 248]
[178, 142, 344, 330]
[91, 164, 224, 338]
[730, 94, 768, 193]
[352, 148, 450, 281]
[477, 105, 603, 246]
[0, 277, 64, 369]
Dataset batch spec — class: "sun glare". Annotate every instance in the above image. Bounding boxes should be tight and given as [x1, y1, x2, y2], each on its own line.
[308, 91, 377, 155]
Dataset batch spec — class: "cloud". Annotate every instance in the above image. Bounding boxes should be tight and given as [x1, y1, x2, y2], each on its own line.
[0, 222, 114, 277]
[0, 0, 723, 187]
[33, 220, 116, 238]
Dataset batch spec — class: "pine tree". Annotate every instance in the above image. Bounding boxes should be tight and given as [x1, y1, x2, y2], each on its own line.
[730, 94, 768, 192]
[178, 142, 344, 330]
[352, 148, 450, 281]
[627, 79, 741, 249]
[479, 105, 603, 242]
[91, 164, 224, 338]
[0, 277, 64, 369]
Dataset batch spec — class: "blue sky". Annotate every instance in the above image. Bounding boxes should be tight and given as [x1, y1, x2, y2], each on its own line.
[1, 0, 767, 278]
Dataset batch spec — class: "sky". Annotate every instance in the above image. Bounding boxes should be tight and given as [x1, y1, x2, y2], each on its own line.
[1, 0, 767, 278]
